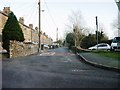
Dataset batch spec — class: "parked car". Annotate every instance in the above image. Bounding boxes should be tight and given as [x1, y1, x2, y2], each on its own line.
[88, 43, 110, 51]
[0, 49, 7, 54]
[44, 44, 49, 49]
[111, 37, 120, 51]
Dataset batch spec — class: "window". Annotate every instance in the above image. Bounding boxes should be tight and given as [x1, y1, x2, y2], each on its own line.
[98, 44, 107, 47]
[113, 37, 120, 43]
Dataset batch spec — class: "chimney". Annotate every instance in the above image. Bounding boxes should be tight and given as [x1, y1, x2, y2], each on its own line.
[19, 17, 24, 24]
[3, 7, 11, 15]
[29, 24, 33, 29]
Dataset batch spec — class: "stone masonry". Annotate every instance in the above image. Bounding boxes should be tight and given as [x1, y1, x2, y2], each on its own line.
[9, 41, 38, 58]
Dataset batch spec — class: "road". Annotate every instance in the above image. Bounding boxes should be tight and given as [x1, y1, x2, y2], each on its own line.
[2, 47, 120, 88]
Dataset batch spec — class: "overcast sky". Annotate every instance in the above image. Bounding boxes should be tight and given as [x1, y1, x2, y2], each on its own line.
[0, 0, 118, 41]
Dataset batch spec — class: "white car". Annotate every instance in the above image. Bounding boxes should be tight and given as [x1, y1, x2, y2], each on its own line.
[111, 37, 120, 51]
[0, 49, 7, 53]
[44, 44, 49, 49]
[88, 43, 110, 51]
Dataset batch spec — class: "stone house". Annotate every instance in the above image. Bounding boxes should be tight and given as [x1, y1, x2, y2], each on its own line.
[0, 7, 53, 51]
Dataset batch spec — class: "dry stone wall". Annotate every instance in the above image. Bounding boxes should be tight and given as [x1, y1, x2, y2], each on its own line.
[9, 41, 38, 58]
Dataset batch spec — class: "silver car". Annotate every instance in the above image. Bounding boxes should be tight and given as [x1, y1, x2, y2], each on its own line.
[88, 43, 110, 51]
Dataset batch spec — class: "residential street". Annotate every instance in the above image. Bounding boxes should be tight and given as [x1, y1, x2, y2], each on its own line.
[2, 47, 120, 88]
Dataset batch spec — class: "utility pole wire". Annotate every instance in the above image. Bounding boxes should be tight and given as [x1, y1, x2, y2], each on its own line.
[44, 0, 58, 27]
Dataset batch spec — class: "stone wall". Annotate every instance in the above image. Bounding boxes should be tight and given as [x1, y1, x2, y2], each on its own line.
[9, 41, 38, 58]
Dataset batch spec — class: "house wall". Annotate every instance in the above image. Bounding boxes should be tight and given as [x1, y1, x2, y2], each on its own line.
[0, 7, 53, 54]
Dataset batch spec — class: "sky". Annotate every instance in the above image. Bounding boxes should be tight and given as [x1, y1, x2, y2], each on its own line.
[0, 0, 118, 41]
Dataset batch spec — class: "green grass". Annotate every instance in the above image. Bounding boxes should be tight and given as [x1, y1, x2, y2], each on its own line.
[92, 51, 120, 60]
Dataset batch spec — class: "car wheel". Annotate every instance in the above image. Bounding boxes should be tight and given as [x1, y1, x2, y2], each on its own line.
[110, 48, 114, 51]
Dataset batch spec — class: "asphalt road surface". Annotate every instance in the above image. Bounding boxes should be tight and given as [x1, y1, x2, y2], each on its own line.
[2, 47, 120, 88]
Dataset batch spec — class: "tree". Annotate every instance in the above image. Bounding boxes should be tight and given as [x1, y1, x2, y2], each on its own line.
[112, 18, 118, 36]
[65, 10, 89, 47]
[2, 12, 25, 52]
[73, 25, 87, 46]
[54, 40, 63, 46]
[81, 34, 96, 49]
[81, 32, 109, 49]
[68, 10, 85, 29]
[95, 30, 108, 43]
[66, 33, 75, 48]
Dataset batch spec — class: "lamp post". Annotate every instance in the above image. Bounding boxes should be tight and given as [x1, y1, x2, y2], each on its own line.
[115, 0, 120, 36]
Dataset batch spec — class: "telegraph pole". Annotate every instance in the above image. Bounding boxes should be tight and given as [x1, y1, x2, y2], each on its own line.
[73, 24, 76, 47]
[73, 24, 77, 53]
[56, 28, 58, 41]
[38, 0, 41, 53]
[96, 16, 98, 50]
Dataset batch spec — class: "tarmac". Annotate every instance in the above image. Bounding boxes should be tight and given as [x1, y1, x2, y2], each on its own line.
[77, 52, 120, 73]
[1, 47, 120, 73]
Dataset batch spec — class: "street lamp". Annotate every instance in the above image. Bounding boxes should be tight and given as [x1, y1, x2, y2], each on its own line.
[115, 0, 120, 36]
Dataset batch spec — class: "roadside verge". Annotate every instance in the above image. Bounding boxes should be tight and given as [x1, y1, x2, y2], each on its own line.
[77, 53, 120, 73]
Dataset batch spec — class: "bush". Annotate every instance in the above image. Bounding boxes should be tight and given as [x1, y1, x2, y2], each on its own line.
[66, 33, 75, 48]
[70, 46, 77, 53]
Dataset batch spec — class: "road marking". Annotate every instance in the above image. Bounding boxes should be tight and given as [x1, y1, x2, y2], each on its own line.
[38, 52, 75, 57]
[72, 69, 84, 72]
[62, 60, 69, 62]
[67, 58, 72, 62]
[50, 52, 55, 55]
[39, 52, 49, 56]
[38, 52, 55, 56]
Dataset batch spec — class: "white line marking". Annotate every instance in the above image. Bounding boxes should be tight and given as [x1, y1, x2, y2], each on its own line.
[51, 52, 55, 55]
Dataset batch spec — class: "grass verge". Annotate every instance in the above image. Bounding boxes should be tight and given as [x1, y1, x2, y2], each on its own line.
[92, 51, 120, 60]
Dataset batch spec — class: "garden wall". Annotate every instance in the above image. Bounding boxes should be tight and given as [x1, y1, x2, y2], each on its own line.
[9, 41, 38, 58]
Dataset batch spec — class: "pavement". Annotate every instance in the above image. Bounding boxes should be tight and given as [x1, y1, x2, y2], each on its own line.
[77, 52, 120, 73]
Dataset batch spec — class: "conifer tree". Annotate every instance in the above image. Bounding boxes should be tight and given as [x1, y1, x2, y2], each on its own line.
[2, 12, 25, 52]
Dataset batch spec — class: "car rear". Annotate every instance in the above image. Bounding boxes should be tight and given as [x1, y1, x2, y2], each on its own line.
[111, 37, 120, 51]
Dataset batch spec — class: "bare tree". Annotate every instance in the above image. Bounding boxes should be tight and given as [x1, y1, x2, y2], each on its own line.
[99, 22, 105, 32]
[68, 10, 85, 33]
[112, 19, 118, 29]
[65, 10, 89, 47]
